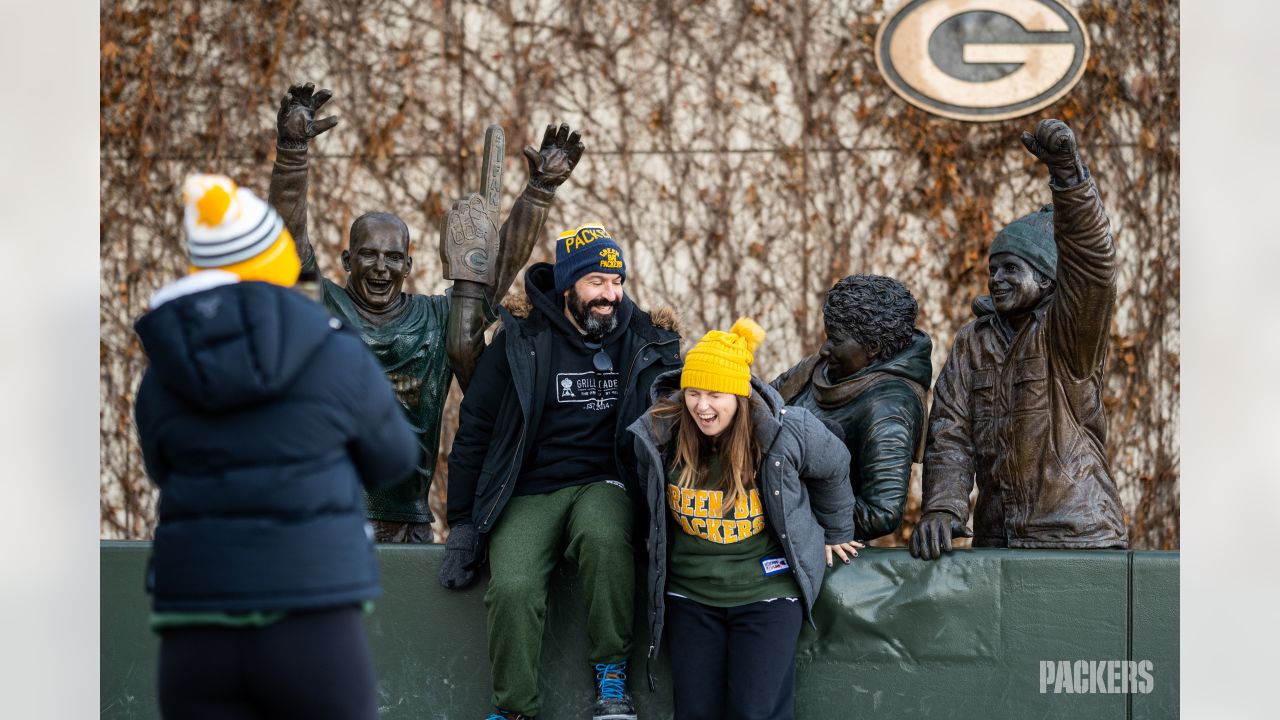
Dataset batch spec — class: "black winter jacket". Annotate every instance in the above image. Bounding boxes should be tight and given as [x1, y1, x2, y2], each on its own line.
[771, 330, 933, 541]
[134, 278, 419, 613]
[446, 263, 682, 537]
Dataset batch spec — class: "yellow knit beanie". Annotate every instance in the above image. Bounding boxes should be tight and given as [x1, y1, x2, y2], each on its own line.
[680, 317, 766, 397]
[181, 174, 301, 288]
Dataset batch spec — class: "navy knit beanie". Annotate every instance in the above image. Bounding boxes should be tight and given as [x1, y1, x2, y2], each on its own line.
[989, 204, 1057, 279]
[554, 223, 626, 293]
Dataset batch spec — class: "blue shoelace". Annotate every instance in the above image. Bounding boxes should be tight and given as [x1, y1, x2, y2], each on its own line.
[594, 661, 628, 700]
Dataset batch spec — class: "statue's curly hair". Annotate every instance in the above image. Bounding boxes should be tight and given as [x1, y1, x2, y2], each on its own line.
[822, 274, 918, 364]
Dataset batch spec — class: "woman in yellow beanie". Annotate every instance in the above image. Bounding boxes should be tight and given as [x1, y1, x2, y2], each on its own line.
[627, 318, 863, 720]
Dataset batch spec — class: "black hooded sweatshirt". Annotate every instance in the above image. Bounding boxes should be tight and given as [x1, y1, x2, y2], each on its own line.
[133, 278, 418, 613]
[513, 273, 633, 496]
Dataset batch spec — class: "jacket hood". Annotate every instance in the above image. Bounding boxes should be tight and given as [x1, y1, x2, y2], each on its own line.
[972, 294, 997, 318]
[972, 291, 1055, 320]
[523, 262, 634, 346]
[860, 329, 932, 388]
[134, 280, 335, 412]
[634, 369, 786, 451]
[972, 291, 1055, 344]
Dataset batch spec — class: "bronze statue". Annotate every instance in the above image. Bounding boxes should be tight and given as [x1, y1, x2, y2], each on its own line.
[268, 82, 584, 543]
[772, 275, 932, 542]
[910, 118, 1128, 560]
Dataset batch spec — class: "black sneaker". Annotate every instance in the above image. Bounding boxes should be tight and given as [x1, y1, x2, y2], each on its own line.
[592, 661, 637, 720]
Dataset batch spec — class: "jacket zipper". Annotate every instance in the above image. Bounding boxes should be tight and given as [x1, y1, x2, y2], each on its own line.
[481, 427, 525, 529]
[481, 345, 536, 529]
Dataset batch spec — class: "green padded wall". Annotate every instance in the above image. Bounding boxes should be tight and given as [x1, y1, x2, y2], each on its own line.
[101, 543, 1178, 718]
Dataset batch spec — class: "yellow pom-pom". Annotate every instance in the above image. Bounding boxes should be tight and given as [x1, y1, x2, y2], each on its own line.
[195, 184, 233, 227]
[729, 317, 765, 354]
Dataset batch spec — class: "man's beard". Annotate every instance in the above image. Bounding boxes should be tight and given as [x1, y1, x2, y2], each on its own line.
[568, 289, 620, 342]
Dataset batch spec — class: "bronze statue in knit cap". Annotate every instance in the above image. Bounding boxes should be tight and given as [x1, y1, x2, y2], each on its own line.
[267, 82, 584, 543]
[911, 118, 1128, 560]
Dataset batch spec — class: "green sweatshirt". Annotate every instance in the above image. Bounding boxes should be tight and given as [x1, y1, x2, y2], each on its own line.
[665, 456, 800, 606]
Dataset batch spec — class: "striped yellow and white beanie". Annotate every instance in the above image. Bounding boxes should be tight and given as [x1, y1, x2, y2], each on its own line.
[680, 317, 766, 397]
[180, 174, 300, 287]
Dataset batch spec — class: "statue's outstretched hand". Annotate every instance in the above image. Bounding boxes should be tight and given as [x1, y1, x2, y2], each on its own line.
[277, 82, 339, 150]
[522, 122, 585, 192]
[1020, 118, 1086, 188]
[909, 511, 971, 561]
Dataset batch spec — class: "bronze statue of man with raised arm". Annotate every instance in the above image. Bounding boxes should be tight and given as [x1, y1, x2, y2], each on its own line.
[911, 118, 1128, 560]
[268, 82, 584, 543]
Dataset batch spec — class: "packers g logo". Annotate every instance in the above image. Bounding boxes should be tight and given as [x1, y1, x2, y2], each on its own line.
[599, 247, 623, 269]
[875, 0, 1089, 122]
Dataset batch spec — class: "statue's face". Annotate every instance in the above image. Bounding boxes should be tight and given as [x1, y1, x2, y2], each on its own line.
[988, 252, 1050, 317]
[820, 320, 871, 381]
[684, 387, 739, 438]
[342, 220, 412, 310]
[564, 272, 624, 342]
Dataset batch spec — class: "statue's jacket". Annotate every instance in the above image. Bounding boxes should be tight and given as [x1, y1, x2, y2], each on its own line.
[445, 263, 682, 537]
[771, 329, 933, 541]
[923, 176, 1129, 548]
[268, 145, 554, 524]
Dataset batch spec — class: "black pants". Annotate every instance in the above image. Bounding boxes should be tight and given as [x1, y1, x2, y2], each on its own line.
[158, 606, 376, 720]
[665, 594, 804, 720]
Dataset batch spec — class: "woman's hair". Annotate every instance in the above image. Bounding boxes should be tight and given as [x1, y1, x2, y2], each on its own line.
[651, 390, 760, 513]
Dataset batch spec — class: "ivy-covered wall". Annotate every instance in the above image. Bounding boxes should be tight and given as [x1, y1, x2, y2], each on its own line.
[100, 0, 1179, 547]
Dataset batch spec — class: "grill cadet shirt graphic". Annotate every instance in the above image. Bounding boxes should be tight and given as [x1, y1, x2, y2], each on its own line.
[513, 337, 624, 497]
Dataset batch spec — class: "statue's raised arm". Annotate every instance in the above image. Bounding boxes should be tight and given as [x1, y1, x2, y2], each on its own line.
[1020, 118, 1117, 380]
[267, 82, 338, 276]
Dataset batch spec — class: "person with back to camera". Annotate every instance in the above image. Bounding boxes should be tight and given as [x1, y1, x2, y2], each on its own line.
[133, 174, 419, 719]
[628, 318, 862, 720]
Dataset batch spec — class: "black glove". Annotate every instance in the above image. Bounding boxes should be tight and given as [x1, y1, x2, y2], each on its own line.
[276, 82, 339, 151]
[1020, 118, 1088, 190]
[523, 122, 585, 192]
[438, 522, 481, 590]
[909, 511, 973, 561]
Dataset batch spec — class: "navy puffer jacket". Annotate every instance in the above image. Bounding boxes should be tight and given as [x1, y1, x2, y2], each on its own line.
[133, 277, 418, 613]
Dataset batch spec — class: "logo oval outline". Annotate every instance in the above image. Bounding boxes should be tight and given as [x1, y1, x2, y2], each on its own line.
[874, 0, 1091, 122]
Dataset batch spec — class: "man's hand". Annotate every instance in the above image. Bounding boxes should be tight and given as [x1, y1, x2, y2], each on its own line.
[1020, 118, 1086, 188]
[523, 122, 585, 192]
[277, 82, 339, 150]
[909, 511, 972, 561]
[438, 523, 481, 590]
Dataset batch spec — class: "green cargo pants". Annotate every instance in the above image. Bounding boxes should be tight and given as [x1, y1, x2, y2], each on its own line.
[484, 481, 635, 716]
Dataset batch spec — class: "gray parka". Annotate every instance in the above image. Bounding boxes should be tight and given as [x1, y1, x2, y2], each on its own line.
[628, 372, 855, 688]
